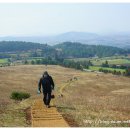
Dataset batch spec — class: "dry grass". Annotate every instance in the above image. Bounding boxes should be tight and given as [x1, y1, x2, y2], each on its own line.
[56, 71, 130, 127]
[0, 65, 130, 127]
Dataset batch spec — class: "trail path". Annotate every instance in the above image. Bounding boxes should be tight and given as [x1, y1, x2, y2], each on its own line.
[59, 79, 76, 96]
[31, 99, 69, 127]
[31, 78, 77, 127]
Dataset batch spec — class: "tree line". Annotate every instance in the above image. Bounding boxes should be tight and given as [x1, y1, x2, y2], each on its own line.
[101, 60, 127, 69]
[54, 42, 127, 58]
[24, 58, 92, 71]
[98, 60, 130, 76]
[0, 41, 129, 59]
[99, 67, 130, 76]
[27, 58, 130, 76]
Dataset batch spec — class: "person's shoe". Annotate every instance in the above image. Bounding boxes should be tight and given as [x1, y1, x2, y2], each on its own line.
[46, 105, 50, 108]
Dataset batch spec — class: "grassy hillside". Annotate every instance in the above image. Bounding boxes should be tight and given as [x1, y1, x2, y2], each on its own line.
[0, 41, 50, 52]
[92, 58, 130, 66]
[54, 42, 127, 58]
[69, 56, 130, 66]
[0, 65, 130, 127]
[0, 41, 129, 59]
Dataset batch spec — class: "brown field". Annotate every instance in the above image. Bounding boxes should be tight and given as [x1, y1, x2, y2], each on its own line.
[0, 65, 130, 127]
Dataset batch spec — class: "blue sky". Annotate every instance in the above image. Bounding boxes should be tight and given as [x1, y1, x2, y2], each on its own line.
[0, 3, 130, 36]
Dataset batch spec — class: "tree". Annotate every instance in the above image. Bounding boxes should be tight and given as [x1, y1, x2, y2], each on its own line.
[120, 65, 127, 69]
[36, 59, 41, 64]
[125, 67, 130, 76]
[24, 60, 28, 64]
[111, 64, 117, 68]
[113, 70, 117, 75]
[31, 60, 35, 65]
[102, 60, 109, 67]
[8, 58, 11, 62]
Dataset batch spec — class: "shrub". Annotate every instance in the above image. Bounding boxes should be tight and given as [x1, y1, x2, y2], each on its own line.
[11, 91, 30, 101]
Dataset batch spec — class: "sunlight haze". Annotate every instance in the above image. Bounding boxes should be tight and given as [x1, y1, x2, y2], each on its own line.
[0, 3, 130, 36]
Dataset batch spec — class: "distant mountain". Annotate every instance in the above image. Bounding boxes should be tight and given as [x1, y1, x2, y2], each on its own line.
[101, 34, 130, 48]
[0, 32, 99, 44]
[0, 31, 130, 48]
[51, 31, 99, 42]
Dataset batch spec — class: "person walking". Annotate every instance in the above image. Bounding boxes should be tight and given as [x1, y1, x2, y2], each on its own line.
[38, 71, 54, 108]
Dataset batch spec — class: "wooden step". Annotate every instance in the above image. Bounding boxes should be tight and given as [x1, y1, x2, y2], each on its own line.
[31, 99, 69, 127]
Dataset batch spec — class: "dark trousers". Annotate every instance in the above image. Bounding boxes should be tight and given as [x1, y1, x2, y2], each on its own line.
[43, 91, 51, 105]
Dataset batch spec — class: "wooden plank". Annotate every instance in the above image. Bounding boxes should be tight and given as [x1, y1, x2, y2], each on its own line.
[31, 99, 69, 127]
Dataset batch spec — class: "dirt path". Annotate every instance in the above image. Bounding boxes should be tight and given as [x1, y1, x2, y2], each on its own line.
[31, 99, 69, 127]
[31, 78, 77, 127]
[59, 79, 76, 96]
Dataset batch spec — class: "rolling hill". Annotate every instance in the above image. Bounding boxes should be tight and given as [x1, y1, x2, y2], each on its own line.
[0, 32, 130, 48]
[0, 65, 130, 127]
[0, 41, 129, 58]
[0, 41, 129, 59]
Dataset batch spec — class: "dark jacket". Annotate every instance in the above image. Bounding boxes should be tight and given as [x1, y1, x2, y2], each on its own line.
[38, 75, 54, 93]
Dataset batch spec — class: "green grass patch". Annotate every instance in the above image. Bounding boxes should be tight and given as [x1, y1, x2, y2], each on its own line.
[0, 59, 8, 64]
[67, 58, 90, 62]
[89, 66, 126, 73]
[67, 56, 130, 66]
[28, 57, 43, 60]
[92, 59, 130, 66]
[11, 91, 30, 101]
